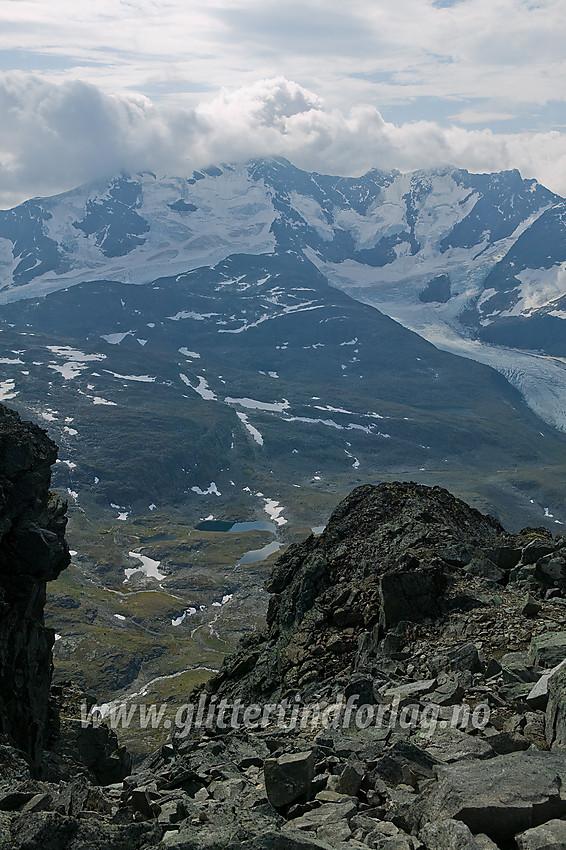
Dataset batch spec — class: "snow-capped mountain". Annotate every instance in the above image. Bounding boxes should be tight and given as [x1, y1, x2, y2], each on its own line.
[0, 159, 563, 342]
[1, 156, 566, 520]
[3, 159, 566, 705]
[3, 158, 566, 432]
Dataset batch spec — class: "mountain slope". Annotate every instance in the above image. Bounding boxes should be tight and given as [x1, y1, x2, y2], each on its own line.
[2, 160, 566, 713]
[2, 250, 564, 522]
[1, 158, 565, 430]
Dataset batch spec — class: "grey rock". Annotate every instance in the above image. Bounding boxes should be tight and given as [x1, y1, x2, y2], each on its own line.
[0, 790, 36, 811]
[21, 792, 54, 813]
[464, 555, 504, 583]
[510, 564, 538, 584]
[55, 778, 90, 817]
[130, 788, 156, 818]
[10, 811, 79, 850]
[379, 567, 446, 632]
[335, 763, 365, 796]
[421, 728, 495, 763]
[446, 643, 483, 675]
[424, 678, 465, 706]
[521, 540, 555, 565]
[521, 594, 542, 617]
[383, 680, 437, 700]
[316, 819, 352, 844]
[473, 837, 499, 850]
[376, 741, 439, 788]
[75, 725, 132, 785]
[516, 818, 566, 849]
[414, 751, 566, 843]
[545, 662, 566, 749]
[266, 830, 336, 849]
[484, 658, 502, 679]
[161, 805, 281, 849]
[537, 556, 566, 584]
[315, 790, 356, 803]
[291, 799, 358, 830]
[365, 826, 420, 850]
[264, 751, 315, 808]
[529, 632, 566, 668]
[527, 660, 566, 711]
[419, 818, 482, 849]
[0, 407, 70, 772]
[483, 731, 530, 755]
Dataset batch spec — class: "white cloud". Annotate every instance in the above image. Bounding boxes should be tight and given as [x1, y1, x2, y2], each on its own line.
[1, 0, 566, 114]
[1, 74, 566, 208]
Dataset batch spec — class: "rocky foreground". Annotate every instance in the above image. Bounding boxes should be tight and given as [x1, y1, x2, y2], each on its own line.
[2, 409, 566, 848]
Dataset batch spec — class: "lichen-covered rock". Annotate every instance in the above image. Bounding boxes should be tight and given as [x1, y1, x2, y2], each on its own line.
[0, 404, 70, 772]
[413, 751, 566, 843]
[516, 818, 566, 850]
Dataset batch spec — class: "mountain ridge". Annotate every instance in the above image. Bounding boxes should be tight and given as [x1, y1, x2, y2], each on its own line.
[2, 157, 565, 433]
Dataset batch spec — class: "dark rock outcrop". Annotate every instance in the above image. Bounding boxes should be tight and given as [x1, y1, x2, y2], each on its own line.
[0, 404, 70, 771]
[203, 483, 507, 702]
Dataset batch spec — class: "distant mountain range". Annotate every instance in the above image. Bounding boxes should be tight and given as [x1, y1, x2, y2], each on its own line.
[2, 157, 566, 707]
[1, 158, 565, 429]
[1, 158, 565, 348]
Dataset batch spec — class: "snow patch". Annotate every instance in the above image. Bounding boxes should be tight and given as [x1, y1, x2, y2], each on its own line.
[191, 482, 221, 496]
[167, 310, 218, 321]
[125, 551, 165, 582]
[105, 371, 156, 382]
[236, 411, 264, 445]
[92, 396, 117, 406]
[180, 374, 216, 400]
[171, 607, 197, 626]
[263, 498, 287, 526]
[101, 332, 133, 344]
[225, 397, 289, 412]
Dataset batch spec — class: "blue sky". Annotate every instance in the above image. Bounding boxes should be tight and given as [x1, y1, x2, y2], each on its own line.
[0, 0, 565, 205]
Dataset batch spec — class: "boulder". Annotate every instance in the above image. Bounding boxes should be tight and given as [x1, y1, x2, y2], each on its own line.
[528, 632, 566, 669]
[527, 660, 566, 712]
[10, 812, 79, 850]
[521, 540, 555, 565]
[288, 799, 358, 831]
[421, 728, 494, 763]
[516, 818, 566, 849]
[264, 751, 315, 808]
[545, 663, 566, 749]
[419, 818, 483, 849]
[334, 763, 365, 796]
[414, 751, 566, 843]
[521, 594, 542, 617]
[376, 741, 439, 788]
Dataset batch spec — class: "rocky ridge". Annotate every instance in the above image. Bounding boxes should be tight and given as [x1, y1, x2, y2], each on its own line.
[3, 439, 566, 847]
[0, 404, 69, 770]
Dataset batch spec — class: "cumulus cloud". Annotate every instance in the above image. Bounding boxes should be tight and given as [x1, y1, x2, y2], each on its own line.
[1, 73, 566, 207]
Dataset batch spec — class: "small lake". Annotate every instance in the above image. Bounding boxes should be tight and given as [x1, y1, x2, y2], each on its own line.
[196, 519, 277, 534]
[238, 540, 282, 564]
